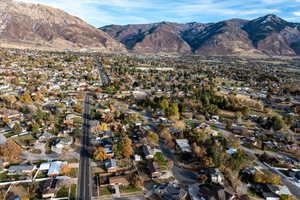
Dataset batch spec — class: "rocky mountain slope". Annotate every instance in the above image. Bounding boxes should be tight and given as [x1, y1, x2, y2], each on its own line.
[101, 22, 191, 53]
[0, 0, 125, 51]
[101, 14, 300, 56]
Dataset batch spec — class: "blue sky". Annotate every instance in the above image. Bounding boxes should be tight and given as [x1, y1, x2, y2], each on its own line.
[19, 0, 300, 27]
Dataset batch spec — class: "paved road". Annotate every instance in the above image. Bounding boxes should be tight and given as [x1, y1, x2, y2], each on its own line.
[95, 57, 110, 86]
[77, 93, 92, 200]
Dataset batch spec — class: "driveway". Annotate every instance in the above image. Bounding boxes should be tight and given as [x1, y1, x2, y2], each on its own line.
[159, 141, 198, 186]
[21, 151, 79, 161]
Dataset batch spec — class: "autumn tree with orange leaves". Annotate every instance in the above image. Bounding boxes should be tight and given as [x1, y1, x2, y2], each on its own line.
[94, 147, 109, 161]
[0, 140, 22, 162]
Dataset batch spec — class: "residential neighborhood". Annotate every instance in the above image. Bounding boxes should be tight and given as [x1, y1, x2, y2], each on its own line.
[0, 48, 299, 200]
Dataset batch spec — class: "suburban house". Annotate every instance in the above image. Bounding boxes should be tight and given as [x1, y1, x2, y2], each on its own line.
[142, 145, 154, 159]
[150, 181, 188, 200]
[134, 154, 142, 162]
[175, 139, 192, 153]
[39, 132, 54, 141]
[104, 146, 114, 157]
[51, 137, 73, 153]
[47, 161, 67, 177]
[200, 168, 225, 185]
[102, 131, 113, 138]
[266, 184, 291, 196]
[262, 192, 280, 200]
[8, 164, 37, 175]
[188, 184, 233, 200]
[105, 159, 118, 173]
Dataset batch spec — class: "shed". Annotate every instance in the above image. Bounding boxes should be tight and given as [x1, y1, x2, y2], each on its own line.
[175, 139, 192, 153]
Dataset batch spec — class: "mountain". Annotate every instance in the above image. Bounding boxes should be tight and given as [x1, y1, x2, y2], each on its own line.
[101, 15, 300, 56]
[243, 14, 299, 55]
[101, 22, 191, 54]
[185, 20, 262, 56]
[0, 0, 125, 51]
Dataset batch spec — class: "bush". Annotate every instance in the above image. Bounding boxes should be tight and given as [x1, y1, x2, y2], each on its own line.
[56, 185, 69, 198]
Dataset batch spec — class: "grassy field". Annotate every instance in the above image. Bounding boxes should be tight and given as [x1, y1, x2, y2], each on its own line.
[120, 185, 141, 193]
[100, 186, 112, 195]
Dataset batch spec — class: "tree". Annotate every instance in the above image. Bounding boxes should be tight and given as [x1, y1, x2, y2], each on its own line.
[269, 173, 282, 185]
[122, 137, 133, 158]
[19, 93, 33, 103]
[1, 95, 17, 106]
[169, 103, 180, 119]
[235, 112, 243, 120]
[283, 115, 293, 128]
[73, 103, 82, 113]
[99, 123, 108, 131]
[2, 116, 10, 124]
[253, 170, 282, 185]
[226, 120, 233, 130]
[56, 185, 69, 198]
[147, 131, 159, 144]
[241, 106, 250, 118]
[11, 77, 20, 85]
[112, 142, 123, 158]
[159, 99, 169, 113]
[228, 150, 247, 171]
[12, 123, 22, 135]
[273, 116, 285, 131]
[161, 128, 172, 141]
[192, 142, 206, 158]
[0, 140, 22, 161]
[202, 156, 214, 168]
[192, 128, 209, 144]
[94, 147, 109, 161]
[30, 122, 40, 134]
[61, 165, 71, 175]
[205, 104, 219, 115]
[174, 120, 185, 130]
[33, 92, 44, 103]
[154, 152, 169, 170]
[197, 174, 208, 184]
[131, 175, 143, 188]
[280, 194, 296, 200]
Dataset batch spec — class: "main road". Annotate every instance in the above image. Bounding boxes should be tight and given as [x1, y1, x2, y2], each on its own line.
[95, 57, 110, 86]
[77, 93, 92, 200]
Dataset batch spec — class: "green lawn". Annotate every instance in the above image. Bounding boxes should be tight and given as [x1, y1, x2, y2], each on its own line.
[120, 185, 141, 193]
[4, 132, 17, 138]
[36, 171, 48, 179]
[70, 184, 77, 200]
[100, 186, 112, 195]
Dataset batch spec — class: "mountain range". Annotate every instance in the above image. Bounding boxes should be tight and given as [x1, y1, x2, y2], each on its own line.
[0, 0, 300, 56]
[101, 15, 300, 56]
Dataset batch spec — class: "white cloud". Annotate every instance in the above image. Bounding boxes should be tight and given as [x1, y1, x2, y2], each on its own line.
[293, 11, 300, 16]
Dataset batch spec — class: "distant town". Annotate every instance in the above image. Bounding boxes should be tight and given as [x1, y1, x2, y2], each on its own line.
[0, 48, 299, 200]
